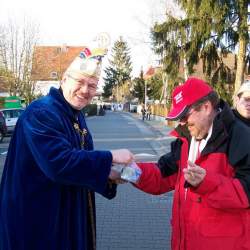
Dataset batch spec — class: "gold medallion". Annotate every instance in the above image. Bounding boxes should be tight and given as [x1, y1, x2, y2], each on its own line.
[73, 123, 88, 148]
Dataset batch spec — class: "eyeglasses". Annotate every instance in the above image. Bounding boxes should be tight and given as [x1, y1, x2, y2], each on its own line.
[66, 74, 98, 93]
[180, 108, 195, 122]
[180, 104, 203, 122]
[241, 97, 250, 103]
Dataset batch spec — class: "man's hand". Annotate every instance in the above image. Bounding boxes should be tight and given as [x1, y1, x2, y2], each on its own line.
[108, 169, 127, 184]
[109, 172, 128, 184]
[183, 160, 206, 187]
[109, 149, 134, 184]
[111, 149, 134, 164]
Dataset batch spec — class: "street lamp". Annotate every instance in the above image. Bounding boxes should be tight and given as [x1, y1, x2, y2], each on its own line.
[144, 81, 150, 107]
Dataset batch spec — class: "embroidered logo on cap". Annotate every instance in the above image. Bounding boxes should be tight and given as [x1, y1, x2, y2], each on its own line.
[174, 91, 183, 104]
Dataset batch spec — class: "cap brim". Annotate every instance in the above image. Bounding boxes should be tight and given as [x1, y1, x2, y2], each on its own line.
[166, 106, 189, 121]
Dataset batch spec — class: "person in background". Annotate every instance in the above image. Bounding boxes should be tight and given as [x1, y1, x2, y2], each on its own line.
[131, 77, 250, 250]
[146, 105, 151, 120]
[233, 80, 250, 127]
[141, 105, 146, 121]
[0, 46, 134, 250]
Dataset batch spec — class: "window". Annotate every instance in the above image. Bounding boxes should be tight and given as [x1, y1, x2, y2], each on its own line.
[50, 71, 58, 79]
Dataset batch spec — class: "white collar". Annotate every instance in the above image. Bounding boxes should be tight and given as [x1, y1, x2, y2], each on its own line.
[188, 124, 213, 162]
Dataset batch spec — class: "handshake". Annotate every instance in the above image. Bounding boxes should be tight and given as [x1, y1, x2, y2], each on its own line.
[109, 149, 141, 183]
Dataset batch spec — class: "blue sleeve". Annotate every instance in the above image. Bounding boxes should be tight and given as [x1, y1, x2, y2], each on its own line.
[22, 107, 113, 194]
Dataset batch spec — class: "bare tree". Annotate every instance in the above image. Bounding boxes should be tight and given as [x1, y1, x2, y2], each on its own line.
[0, 18, 39, 104]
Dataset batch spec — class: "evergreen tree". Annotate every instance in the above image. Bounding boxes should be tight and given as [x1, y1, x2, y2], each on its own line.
[152, 0, 250, 103]
[102, 37, 132, 100]
[146, 69, 163, 101]
[102, 81, 113, 99]
[102, 67, 117, 99]
[131, 70, 145, 103]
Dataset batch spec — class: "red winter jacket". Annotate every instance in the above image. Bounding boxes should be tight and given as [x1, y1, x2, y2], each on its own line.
[135, 101, 250, 250]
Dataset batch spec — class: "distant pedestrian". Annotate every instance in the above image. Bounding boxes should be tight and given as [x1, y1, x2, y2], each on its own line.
[146, 105, 151, 120]
[99, 105, 105, 116]
[130, 77, 250, 250]
[141, 105, 146, 121]
[233, 80, 250, 127]
[0, 46, 134, 250]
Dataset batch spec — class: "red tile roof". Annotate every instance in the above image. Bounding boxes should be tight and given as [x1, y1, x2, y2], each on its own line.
[144, 66, 161, 80]
[31, 45, 85, 81]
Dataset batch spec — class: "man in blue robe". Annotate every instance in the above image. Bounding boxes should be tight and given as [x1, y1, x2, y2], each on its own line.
[0, 47, 134, 250]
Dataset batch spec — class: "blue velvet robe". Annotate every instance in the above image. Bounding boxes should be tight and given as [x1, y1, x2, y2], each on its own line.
[0, 87, 116, 250]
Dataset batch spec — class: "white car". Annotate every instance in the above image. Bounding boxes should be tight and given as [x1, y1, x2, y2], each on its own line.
[0, 108, 24, 133]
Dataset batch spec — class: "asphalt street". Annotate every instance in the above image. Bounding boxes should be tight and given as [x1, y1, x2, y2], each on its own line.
[88, 111, 173, 250]
[0, 110, 174, 250]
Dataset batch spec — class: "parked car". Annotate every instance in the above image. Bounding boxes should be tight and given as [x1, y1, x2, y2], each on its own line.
[0, 111, 7, 142]
[129, 103, 138, 113]
[0, 108, 24, 134]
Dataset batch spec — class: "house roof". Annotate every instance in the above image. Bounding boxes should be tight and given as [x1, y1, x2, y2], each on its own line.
[144, 66, 161, 80]
[31, 45, 85, 81]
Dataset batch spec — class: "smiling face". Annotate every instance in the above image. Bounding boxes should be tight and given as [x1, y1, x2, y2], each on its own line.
[61, 73, 98, 110]
[235, 92, 250, 119]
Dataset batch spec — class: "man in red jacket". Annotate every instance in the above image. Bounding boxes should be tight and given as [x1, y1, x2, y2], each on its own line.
[134, 77, 250, 250]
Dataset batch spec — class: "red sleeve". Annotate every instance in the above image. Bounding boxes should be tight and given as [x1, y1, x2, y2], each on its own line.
[134, 162, 177, 195]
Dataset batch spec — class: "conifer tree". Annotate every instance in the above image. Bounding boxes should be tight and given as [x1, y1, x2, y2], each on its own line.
[146, 70, 163, 101]
[102, 67, 117, 99]
[102, 37, 132, 99]
[131, 69, 145, 103]
[152, 0, 250, 104]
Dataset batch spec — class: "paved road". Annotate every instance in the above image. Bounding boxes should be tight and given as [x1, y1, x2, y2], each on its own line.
[87, 111, 173, 250]
[0, 111, 174, 250]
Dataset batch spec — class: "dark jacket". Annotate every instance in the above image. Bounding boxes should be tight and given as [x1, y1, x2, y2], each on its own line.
[135, 100, 250, 250]
[0, 87, 116, 250]
[233, 109, 250, 127]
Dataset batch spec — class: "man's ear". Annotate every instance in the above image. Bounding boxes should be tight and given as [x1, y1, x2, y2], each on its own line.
[203, 101, 213, 114]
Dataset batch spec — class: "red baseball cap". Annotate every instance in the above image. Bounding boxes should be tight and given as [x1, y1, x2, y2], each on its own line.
[166, 77, 213, 120]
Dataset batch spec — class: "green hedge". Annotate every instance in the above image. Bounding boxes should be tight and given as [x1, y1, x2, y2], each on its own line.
[82, 104, 97, 116]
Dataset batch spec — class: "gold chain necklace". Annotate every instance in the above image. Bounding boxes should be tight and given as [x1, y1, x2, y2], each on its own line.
[73, 123, 88, 148]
